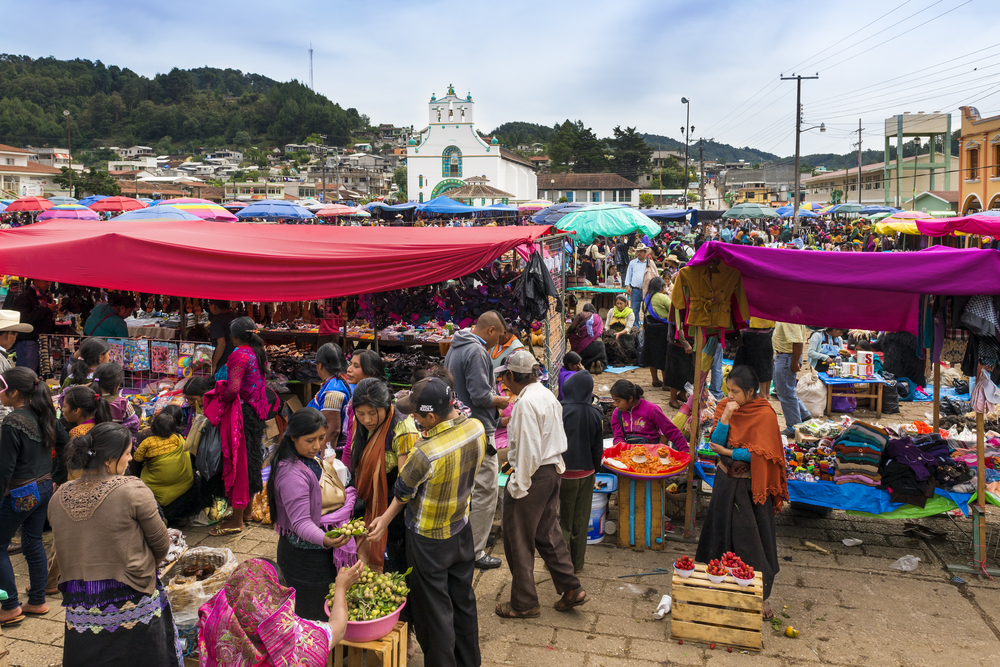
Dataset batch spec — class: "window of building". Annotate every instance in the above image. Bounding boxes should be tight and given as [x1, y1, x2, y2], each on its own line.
[995, 145, 1000, 178]
[418, 175, 423, 188]
[419, 192, 424, 203]
[970, 149, 980, 180]
[591, 191, 600, 202]
[441, 146, 462, 178]
[566, 191, 575, 202]
[619, 189, 629, 201]
[4, 158, 12, 166]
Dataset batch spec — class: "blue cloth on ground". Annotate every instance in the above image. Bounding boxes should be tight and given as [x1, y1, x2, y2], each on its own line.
[604, 365, 640, 374]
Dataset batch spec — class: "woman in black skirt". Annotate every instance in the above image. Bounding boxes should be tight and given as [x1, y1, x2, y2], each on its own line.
[640, 277, 671, 389]
[733, 319, 775, 396]
[696, 366, 787, 619]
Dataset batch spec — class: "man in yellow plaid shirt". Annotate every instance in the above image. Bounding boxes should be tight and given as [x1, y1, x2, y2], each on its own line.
[368, 377, 486, 667]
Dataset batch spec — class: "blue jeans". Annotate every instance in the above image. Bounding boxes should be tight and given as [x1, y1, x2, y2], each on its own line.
[773, 353, 810, 430]
[629, 287, 643, 314]
[0, 480, 52, 610]
[709, 343, 724, 400]
[14, 340, 38, 373]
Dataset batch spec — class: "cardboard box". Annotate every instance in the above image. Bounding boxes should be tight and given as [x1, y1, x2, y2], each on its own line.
[856, 351, 874, 366]
[860, 363, 875, 377]
[843, 363, 857, 377]
[285, 395, 304, 413]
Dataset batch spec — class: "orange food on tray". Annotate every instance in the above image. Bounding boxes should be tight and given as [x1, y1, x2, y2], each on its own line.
[613, 447, 678, 474]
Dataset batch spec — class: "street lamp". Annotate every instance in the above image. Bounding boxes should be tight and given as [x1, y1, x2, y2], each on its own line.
[792, 122, 825, 230]
[62, 110, 72, 197]
[681, 98, 691, 209]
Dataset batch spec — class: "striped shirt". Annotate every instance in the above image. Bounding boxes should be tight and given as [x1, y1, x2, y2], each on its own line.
[394, 415, 486, 539]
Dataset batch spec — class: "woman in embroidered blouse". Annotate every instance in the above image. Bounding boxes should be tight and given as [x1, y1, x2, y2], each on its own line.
[207, 317, 272, 536]
[566, 303, 607, 373]
[349, 378, 418, 573]
[696, 366, 787, 619]
[268, 408, 353, 621]
[0, 368, 66, 625]
[341, 349, 385, 472]
[308, 343, 352, 456]
[48, 423, 178, 666]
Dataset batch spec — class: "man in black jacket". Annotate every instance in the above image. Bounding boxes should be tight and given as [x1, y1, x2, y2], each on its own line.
[9, 280, 56, 373]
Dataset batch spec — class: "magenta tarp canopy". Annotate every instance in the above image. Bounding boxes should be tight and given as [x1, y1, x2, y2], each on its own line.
[689, 241, 1000, 333]
[0, 219, 553, 301]
[915, 214, 1000, 237]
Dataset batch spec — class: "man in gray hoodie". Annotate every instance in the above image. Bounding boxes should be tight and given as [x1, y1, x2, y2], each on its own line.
[444, 310, 510, 569]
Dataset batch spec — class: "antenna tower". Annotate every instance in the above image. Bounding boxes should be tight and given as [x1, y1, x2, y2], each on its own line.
[309, 43, 314, 90]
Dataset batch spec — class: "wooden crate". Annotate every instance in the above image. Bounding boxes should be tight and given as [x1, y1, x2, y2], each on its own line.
[615, 475, 664, 550]
[330, 621, 407, 667]
[670, 564, 763, 652]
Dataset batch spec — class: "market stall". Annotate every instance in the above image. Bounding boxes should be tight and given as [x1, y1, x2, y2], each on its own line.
[681, 240, 1000, 575]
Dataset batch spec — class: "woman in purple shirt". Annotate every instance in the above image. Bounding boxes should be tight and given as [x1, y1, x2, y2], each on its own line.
[267, 408, 351, 621]
[610, 380, 687, 451]
[567, 303, 608, 373]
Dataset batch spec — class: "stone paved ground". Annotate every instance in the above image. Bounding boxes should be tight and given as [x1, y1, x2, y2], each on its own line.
[4, 363, 998, 666]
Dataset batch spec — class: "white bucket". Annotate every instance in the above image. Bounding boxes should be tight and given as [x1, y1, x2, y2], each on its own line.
[587, 492, 610, 544]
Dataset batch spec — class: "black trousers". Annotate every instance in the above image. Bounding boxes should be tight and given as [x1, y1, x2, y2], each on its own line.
[405, 523, 480, 667]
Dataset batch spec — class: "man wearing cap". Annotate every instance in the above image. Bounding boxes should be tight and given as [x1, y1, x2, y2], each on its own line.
[0, 311, 32, 422]
[443, 310, 510, 569]
[494, 349, 586, 618]
[368, 377, 486, 667]
[624, 246, 653, 315]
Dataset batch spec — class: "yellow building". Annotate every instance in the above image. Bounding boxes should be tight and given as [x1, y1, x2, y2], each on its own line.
[958, 105, 1000, 214]
[735, 182, 771, 205]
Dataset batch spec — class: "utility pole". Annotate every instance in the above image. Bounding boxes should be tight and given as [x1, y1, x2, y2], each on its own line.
[781, 74, 819, 233]
[852, 119, 865, 204]
[698, 139, 705, 209]
[309, 43, 314, 91]
[63, 110, 72, 196]
[320, 134, 327, 203]
[681, 97, 692, 210]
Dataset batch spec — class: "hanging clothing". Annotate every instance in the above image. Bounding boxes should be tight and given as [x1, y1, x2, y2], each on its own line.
[517, 251, 562, 323]
[670, 262, 749, 333]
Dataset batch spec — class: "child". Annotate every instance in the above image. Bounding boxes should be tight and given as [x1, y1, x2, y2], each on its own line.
[93, 362, 140, 439]
[133, 405, 197, 523]
[559, 370, 604, 573]
[609, 380, 688, 450]
[558, 351, 584, 401]
[59, 385, 112, 482]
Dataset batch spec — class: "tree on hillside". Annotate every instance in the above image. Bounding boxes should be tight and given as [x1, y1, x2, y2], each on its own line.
[393, 165, 407, 200]
[52, 167, 121, 198]
[548, 120, 577, 173]
[609, 126, 653, 179]
[234, 130, 251, 148]
[573, 124, 609, 173]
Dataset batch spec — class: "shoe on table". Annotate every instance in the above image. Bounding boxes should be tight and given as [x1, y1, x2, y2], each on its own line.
[475, 555, 502, 570]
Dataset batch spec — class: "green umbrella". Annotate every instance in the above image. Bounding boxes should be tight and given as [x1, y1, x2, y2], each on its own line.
[555, 204, 661, 244]
[721, 203, 778, 220]
[834, 203, 864, 214]
[869, 211, 894, 221]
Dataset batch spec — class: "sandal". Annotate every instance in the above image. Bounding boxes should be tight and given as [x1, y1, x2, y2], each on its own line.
[669, 401, 683, 410]
[21, 605, 48, 616]
[209, 525, 243, 537]
[495, 602, 540, 619]
[0, 614, 24, 627]
[554, 587, 587, 612]
[652, 380, 663, 387]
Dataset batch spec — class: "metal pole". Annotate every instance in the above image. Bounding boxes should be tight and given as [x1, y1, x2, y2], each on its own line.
[682, 101, 690, 210]
[699, 139, 705, 210]
[781, 75, 818, 233]
[857, 119, 863, 204]
[65, 112, 73, 196]
[683, 326, 704, 538]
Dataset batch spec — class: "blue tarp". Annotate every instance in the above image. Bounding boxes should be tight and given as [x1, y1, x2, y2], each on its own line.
[487, 203, 518, 211]
[818, 372, 885, 386]
[640, 208, 694, 220]
[368, 202, 418, 211]
[416, 196, 476, 214]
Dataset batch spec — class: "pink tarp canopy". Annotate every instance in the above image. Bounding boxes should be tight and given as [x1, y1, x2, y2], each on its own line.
[0, 219, 552, 301]
[916, 214, 1000, 237]
[689, 241, 1000, 333]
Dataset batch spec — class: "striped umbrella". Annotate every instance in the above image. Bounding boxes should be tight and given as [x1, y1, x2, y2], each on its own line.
[154, 201, 238, 222]
[6, 196, 53, 212]
[221, 200, 248, 210]
[154, 198, 217, 206]
[316, 204, 367, 218]
[37, 204, 100, 221]
[114, 206, 202, 222]
[518, 199, 552, 211]
[88, 196, 147, 212]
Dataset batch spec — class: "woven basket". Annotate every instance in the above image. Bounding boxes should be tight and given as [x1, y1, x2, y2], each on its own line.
[164, 547, 238, 625]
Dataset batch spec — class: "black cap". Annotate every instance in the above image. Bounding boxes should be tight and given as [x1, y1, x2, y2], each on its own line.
[396, 377, 453, 416]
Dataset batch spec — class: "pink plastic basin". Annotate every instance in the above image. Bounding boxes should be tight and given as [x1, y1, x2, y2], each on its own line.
[325, 598, 406, 643]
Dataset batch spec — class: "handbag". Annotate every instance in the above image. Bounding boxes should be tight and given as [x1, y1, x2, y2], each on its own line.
[617, 409, 653, 445]
[320, 459, 347, 514]
[195, 421, 222, 480]
[10, 481, 40, 513]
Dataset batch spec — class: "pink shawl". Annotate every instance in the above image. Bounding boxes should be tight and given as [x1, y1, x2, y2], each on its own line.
[204, 380, 249, 509]
[321, 486, 359, 570]
[198, 559, 331, 667]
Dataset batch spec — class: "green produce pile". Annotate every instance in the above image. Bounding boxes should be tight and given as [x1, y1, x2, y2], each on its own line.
[327, 565, 410, 622]
[326, 519, 367, 537]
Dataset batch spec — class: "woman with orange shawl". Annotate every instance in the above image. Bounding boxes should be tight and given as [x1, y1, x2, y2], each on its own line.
[348, 378, 419, 573]
[696, 365, 788, 619]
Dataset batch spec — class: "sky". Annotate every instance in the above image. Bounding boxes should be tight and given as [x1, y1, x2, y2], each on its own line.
[4, 0, 998, 158]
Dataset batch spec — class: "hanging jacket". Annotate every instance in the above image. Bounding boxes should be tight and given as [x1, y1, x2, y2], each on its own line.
[517, 250, 562, 323]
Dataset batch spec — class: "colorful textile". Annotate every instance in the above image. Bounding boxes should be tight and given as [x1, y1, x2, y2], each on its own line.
[670, 263, 749, 332]
[833, 422, 888, 486]
[204, 380, 249, 509]
[355, 406, 396, 570]
[713, 397, 788, 511]
[568, 312, 603, 354]
[395, 414, 486, 539]
[223, 347, 270, 420]
[134, 434, 194, 507]
[198, 559, 332, 667]
[62, 578, 181, 667]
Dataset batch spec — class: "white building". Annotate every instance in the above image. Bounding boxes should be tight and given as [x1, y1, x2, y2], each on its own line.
[407, 85, 536, 203]
[0, 144, 65, 197]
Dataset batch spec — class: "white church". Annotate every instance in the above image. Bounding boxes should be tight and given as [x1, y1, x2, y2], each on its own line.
[406, 85, 537, 203]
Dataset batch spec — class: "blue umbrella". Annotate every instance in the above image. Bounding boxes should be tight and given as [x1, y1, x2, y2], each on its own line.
[858, 205, 899, 215]
[235, 199, 315, 221]
[77, 194, 109, 207]
[47, 196, 78, 206]
[114, 205, 202, 222]
[0, 202, 6, 213]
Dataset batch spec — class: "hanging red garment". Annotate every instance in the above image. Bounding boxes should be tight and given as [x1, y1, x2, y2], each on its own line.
[203, 380, 250, 509]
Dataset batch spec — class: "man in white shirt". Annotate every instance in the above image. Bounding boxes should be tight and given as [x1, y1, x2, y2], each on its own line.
[624, 246, 653, 314]
[495, 350, 586, 618]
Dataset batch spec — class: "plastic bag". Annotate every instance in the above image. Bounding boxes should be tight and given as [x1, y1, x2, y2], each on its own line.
[797, 369, 826, 418]
[890, 555, 920, 572]
[195, 421, 222, 480]
[164, 546, 238, 625]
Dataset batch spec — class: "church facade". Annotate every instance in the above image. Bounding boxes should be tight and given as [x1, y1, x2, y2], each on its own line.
[406, 85, 537, 203]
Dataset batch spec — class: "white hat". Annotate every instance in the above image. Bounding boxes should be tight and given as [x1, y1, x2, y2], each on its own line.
[496, 349, 538, 374]
[0, 310, 31, 334]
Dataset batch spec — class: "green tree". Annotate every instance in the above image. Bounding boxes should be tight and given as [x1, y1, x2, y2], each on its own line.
[639, 192, 654, 208]
[572, 123, 608, 173]
[393, 165, 407, 200]
[52, 167, 122, 198]
[304, 133, 324, 145]
[609, 126, 653, 179]
[234, 130, 251, 148]
[548, 120, 577, 173]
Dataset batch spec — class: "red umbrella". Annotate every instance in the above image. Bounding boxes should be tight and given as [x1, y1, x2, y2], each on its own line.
[316, 203, 365, 218]
[88, 196, 147, 213]
[222, 200, 248, 209]
[6, 196, 53, 212]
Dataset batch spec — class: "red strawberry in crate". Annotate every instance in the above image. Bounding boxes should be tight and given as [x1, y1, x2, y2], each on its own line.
[674, 555, 695, 570]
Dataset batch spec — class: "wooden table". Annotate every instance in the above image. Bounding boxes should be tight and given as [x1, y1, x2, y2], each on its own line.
[819, 372, 884, 418]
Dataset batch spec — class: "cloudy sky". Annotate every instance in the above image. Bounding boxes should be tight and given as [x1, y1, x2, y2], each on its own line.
[5, 0, 997, 157]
